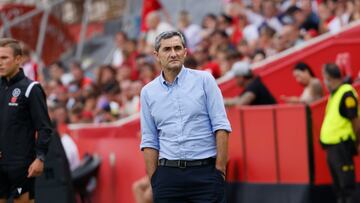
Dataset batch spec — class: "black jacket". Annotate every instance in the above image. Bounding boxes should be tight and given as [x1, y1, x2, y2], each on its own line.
[0, 69, 52, 165]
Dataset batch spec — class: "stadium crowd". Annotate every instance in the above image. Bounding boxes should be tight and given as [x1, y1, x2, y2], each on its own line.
[32, 0, 360, 131]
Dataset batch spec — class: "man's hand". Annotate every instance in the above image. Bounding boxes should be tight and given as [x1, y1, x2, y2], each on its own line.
[216, 165, 226, 180]
[27, 158, 44, 177]
[215, 130, 229, 181]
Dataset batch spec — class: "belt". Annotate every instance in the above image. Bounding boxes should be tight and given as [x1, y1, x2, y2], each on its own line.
[158, 158, 215, 168]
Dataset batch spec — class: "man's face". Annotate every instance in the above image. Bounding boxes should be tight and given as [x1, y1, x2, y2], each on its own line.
[0, 47, 21, 79]
[322, 70, 332, 92]
[154, 36, 187, 72]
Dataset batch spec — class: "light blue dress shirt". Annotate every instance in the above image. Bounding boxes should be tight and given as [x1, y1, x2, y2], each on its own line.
[140, 67, 232, 160]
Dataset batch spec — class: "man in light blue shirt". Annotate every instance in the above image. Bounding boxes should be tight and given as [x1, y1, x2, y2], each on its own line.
[140, 31, 231, 202]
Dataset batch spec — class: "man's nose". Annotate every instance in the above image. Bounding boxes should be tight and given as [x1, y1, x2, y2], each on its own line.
[170, 49, 177, 57]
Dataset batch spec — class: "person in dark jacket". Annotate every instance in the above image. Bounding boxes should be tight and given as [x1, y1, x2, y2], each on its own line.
[224, 61, 277, 106]
[0, 38, 53, 203]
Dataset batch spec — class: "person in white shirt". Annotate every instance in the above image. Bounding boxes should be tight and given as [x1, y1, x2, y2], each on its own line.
[61, 133, 80, 171]
[145, 11, 175, 47]
[177, 10, 202, 53]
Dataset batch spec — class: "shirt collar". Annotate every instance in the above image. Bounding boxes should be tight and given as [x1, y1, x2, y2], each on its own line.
[159, 66, 187, 88]
[1, 68, 25, 86]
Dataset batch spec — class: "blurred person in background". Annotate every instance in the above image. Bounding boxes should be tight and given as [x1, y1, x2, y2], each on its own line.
[120, 80, 142, 117]
[138, 62, 157, 85]
[95, 81, 121, 122]
[321, 63, 360, 203]
[132, 176, 152, 203]
[96, 65, 117, 92]
[224, 61, 276, 106]
[21, 43, 38, 81]
[217, 13, 234, 36]
[252, 49, 266, 63]
[281, 62, 323, 104]
[200, 13, 218, 39]
[112, 31, 128, 68]
[69, 60, 92, 91]
[145, 11, 175, 47]
[51, 105, 80, 171]
[177, 10, 202, 53]
[257, 25, 276, 56]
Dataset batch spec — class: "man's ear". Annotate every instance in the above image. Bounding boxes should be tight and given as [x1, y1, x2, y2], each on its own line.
[184, 48, 187, 57]
[153, 51, 159, 61]
[15, 55, 23, 65]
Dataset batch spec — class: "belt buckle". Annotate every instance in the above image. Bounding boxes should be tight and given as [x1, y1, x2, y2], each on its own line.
[178, 160, 186, 168]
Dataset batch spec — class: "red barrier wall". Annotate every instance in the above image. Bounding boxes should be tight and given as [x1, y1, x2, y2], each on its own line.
[275, 105, 309, 184]
[242, 106, 278, 183]
[70, 117, 140, 140]
[226, 107, 245, 182]
[309, 99, 330, 184]
[71, 136, 146, 203]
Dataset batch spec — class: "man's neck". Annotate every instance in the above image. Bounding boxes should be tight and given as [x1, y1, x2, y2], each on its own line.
[6, 69, 20, 81]
[331, 81, 344, 93]
[163, 67, 181, 84]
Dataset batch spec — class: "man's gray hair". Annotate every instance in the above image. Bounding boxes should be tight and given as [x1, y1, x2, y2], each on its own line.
[154, 31, 186, 51]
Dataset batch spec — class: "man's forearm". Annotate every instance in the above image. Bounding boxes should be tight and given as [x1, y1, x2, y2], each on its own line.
[215, 130, 229, 174]
[143, 148, 159, 178]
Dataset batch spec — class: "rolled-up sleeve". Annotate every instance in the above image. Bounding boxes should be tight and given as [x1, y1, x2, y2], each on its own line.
[203, 73, 232, 133]
[140, 88, 160, 151]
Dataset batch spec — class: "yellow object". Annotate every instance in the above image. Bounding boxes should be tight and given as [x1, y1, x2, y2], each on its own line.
[345, 97, 356, 108]
[341, 165, 354, 172]
[320, 84, 358, 144]
[342, 165, 349, 172]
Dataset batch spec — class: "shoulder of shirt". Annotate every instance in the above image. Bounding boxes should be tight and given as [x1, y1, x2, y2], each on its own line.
[16, 76, 33, 88]
[141, 76, 162, 94]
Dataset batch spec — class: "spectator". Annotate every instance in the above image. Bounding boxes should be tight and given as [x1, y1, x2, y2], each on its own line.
[200, 13, 218, 39]
[281, 62, 324, 104]
[217, 13, 234, 36]
[260, 0, 284, 33]
[224, 61, 276, 106]
[69, 60, 92, 90]
[48, 61, 73, 86]
[132, 176, 152, 203]
[177, 10, 202, 52]
[96, 65, 117, 92]
[112, 31, 127, 68]
[121, 80, 142, 117]
[252, 49, 266, 63]
[21, 43, 38, 81]
[145, 11, 175, 47]
[52, 105, 80, 171]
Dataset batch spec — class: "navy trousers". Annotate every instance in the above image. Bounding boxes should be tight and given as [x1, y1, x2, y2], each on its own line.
[150, 164, 226, 203]
[326, 140, 357, 203]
